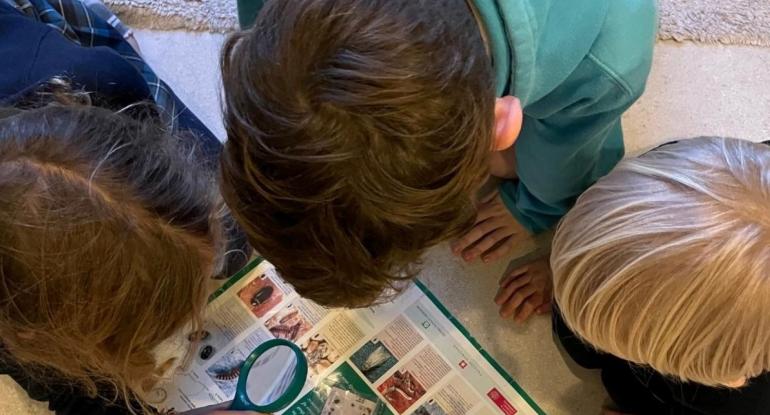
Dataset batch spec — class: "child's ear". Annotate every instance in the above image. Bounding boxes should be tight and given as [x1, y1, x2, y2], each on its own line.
[493, 96, 523, 151]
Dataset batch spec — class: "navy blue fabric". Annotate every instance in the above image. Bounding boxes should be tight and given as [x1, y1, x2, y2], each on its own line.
[0, 353, 143, 415]
[0, 1, 149, 108]
[554, 304, 770, 414]
[0, 0, 223, 161]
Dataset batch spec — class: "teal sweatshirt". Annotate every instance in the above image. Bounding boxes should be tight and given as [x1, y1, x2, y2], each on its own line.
[237, 0, 657, 233]
[475, 0, 657, 232]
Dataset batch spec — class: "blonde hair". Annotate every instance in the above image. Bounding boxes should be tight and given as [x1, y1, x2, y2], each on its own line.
[551, 137, 770, 387]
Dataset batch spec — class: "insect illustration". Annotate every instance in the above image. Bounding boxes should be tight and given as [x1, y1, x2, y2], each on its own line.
[251, 286, 275, 306]
[213, 365, 242, 381]
[361, 345, 391, 373]
[269, 322, 302, 341]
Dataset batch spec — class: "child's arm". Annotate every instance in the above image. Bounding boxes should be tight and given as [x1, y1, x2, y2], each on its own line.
[454, 58, 650, 262]
[501, 55, 650, 234]
[456, 0, 656, 262]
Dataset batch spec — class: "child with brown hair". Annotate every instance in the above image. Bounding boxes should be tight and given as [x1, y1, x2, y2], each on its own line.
[0, 1, 252, 414]
[0, 101, 225, 415]
[220, 0, 656, 308]
[548, 137, 770, 414]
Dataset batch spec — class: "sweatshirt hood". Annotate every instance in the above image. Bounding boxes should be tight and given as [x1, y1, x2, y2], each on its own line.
[472, 0, 609, 105]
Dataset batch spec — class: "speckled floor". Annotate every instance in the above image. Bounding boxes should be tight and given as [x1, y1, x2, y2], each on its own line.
[2, 36, 769, 415]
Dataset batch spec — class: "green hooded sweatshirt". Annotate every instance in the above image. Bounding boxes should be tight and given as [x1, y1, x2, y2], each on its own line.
[237, 0, 657, 233]
[474, 0, 657, 232]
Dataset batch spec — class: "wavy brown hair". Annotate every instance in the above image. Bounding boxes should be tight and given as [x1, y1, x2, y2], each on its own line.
[0, 95, 224, 411]
[220, 0, 494, 307]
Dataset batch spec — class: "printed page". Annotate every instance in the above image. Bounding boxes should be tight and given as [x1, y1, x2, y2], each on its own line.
[151, 259, 542, 415]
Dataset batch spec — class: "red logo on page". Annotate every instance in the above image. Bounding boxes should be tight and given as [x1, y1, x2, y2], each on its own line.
[459, 360, 468, 369]
[487, 388, 517, 415]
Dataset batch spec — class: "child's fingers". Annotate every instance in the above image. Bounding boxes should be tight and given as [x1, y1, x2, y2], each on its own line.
[514, 298, 540, 324]
[498, 266, 528, 286]
[466, 229, 510, 261]
[455, 222, 500, 259]
[452, 220, 496, 254]
[497, 267, 532, 301]
[536, 301, 552, 315]
[475, 198, 503, 223]
[499, 285, 537, 318]
[495, 272, 531, 304]
[481, 237, 514, 263]
[452, 198, 510, 257]
[449, 240, 461, 254]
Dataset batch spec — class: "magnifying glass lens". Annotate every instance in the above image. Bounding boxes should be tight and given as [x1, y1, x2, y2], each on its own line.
[244, 344, 300, 406]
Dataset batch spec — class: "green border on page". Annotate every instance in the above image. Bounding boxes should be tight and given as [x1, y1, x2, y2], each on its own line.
[414, 279, 546, 415]
[214, 258, 545, 414]
[208, 256, 265, 303]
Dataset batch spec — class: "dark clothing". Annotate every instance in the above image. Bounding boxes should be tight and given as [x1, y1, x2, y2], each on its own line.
[0, 0, 222, 160]
[0, 4, 150, 108]
[0, 351, 143, 415]
[553, 305, 770, 415]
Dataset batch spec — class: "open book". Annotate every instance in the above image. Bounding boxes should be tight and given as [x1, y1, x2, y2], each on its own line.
[152, 258, 544, 415]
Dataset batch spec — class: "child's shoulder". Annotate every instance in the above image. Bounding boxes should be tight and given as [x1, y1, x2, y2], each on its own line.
[588, 0, 657, 96]
[687, 372, 770, 414]
[502, 0, 656, 105]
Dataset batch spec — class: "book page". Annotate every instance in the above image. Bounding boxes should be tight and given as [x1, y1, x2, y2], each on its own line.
[151, 259, 542, 415]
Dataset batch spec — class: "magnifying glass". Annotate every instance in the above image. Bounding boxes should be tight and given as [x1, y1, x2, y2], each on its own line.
[184, 339, 308, 414]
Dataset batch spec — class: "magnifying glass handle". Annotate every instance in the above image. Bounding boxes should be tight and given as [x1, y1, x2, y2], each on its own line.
[179, 339, 306, 414]
[231, 339, 308, 413]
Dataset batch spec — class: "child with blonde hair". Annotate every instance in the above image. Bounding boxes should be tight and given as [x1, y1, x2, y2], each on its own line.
[549, 137, 770, 414]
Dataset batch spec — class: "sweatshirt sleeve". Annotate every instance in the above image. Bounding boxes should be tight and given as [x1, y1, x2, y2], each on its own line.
[499, 53, 650, 233]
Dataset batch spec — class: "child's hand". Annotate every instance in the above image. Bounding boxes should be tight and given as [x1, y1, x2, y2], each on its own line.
[494, 258, 552, 323]
[451, 191, 527, 263]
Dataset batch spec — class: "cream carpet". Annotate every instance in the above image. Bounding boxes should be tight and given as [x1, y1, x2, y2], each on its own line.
[659, 0, 770, 46]
[107, 0, 770, 47]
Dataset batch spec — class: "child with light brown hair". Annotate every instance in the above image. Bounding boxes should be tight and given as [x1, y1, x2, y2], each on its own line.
[0, 1, 254, 413]
[0, 103, 223, 415]
[546, 137, 770, 414]
[220, 0, 656, 308]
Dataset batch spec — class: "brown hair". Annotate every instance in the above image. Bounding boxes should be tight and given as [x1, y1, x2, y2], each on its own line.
[552, 137, 770, 386]
[221, 0, 494, 307]
[0, 97, 224, 410]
